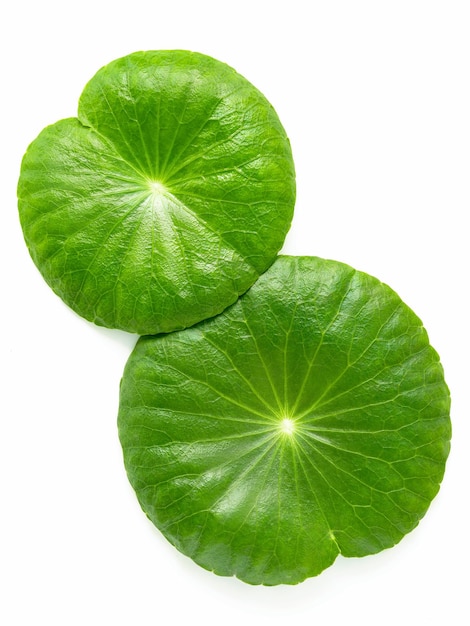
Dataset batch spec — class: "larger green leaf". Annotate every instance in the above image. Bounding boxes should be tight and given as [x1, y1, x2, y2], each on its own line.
[18, 51, 295, 334]
[118, 255, 451, 585]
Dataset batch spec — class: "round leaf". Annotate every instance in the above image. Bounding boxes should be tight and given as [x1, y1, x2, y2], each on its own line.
[18, 51, 295, 334]
[118, 256, 451, 585]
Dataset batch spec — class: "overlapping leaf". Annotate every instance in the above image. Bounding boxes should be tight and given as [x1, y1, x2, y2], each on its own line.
[18, 51, 295, 334]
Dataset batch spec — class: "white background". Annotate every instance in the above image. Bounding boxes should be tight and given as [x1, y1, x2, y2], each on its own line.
[2, 1, 469, 624]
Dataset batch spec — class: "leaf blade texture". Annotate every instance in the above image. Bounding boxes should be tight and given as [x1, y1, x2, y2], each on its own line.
[118, 255, 451, 585]
[18, 51, 295, 334]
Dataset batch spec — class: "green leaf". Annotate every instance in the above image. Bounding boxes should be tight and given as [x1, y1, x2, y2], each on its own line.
[118, 255, 451, 585]
[17, 51, 295, 334]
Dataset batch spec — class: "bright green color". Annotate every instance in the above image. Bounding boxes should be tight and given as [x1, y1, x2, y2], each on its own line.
[118, 255, 451, 585]
[17, 51, 295, 334]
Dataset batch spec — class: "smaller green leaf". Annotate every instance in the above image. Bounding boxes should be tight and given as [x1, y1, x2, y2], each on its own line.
[18, 51, 295, 334]
[118, 255, 451, 585]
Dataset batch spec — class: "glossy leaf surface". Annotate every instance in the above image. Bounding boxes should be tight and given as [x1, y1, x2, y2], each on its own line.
[18, 51, 295, 334]
[118, 256, 451, 585]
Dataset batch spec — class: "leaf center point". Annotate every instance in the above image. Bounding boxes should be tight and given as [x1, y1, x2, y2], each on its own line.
[148, 180, 167, 196]
[279, 418, 296, 436]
